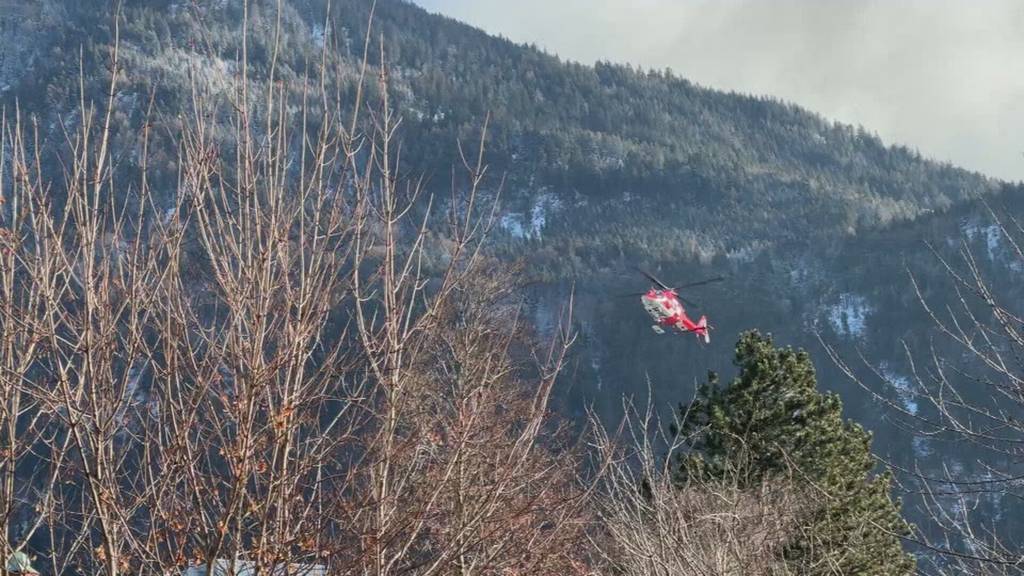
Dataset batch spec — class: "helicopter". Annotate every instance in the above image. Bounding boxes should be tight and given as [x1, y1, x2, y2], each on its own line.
[629, 268, 723, 344]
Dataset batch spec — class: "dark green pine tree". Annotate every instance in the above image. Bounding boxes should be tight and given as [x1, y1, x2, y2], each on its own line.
[675, 330, 914, 575]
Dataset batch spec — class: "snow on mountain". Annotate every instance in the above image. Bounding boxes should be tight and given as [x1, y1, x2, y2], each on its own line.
[963, 220, 1002, 260]
[500, 190, 562, 240]
[826, 293, 872, 338]
[879, 362, 919, 416]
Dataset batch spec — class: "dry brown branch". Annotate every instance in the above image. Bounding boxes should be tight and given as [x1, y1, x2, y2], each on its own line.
[587, 398, 812, 576]
[0, 4, 599, 575]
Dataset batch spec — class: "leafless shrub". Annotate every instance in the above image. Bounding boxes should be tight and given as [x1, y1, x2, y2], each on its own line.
[588, 399, 812, 576]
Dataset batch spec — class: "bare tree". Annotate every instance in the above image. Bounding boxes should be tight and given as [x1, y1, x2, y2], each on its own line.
[0, 3, 599, 575]
[587, 396, 819, 576]
[825, 205, 1024, 574]
[0, 106, 77, 576]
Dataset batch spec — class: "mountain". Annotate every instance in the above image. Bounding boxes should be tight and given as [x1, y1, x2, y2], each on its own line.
[1, 0, 1003, 272]
[4, 0, 1023, 554]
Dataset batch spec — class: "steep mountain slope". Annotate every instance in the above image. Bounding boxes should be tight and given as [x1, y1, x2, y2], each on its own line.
[1, 0, 1002, 275]
[298, 0, 1001, 273]
[563, 185, 1024, 548]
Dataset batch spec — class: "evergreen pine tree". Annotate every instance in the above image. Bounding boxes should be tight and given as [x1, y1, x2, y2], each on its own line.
[675, 330, 914, 575]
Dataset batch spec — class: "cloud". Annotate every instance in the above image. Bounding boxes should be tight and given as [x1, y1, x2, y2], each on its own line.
[414, 0, 1024, 181]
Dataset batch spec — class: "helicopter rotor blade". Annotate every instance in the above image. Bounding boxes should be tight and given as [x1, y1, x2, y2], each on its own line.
[675, 275, 727, 290]
[633, 266, 671, 291]
[677, 295, 700, 309]
[617, 289, 697, 307]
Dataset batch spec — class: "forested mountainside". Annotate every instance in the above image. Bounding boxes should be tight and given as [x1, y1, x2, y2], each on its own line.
[551, 184, 1024, 552]
[0, 0, 1004, 276]
[3, 0, 1024, 566]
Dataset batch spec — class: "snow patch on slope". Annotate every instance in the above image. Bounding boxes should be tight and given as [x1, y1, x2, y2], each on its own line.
[311, 23, 326, 47]
[530, 191, 561, 239]
[826, 293, 871, 338]
[911, 436, 932, 458]
[500, 213, 527, 239]
[879, 362, 919, 416]
[500, 190, 562, 240]
[963, 220, 1002, 260]
[726, 245, 757, 264]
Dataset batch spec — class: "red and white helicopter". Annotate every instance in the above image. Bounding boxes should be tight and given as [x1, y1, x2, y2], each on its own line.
[629, 268, 723, 344]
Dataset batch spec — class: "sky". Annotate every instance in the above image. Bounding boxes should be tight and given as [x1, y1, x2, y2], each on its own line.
[413, 0, 1024, 182]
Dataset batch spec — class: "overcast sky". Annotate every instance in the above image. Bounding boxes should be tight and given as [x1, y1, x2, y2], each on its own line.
[413, 0, 1024, 182]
